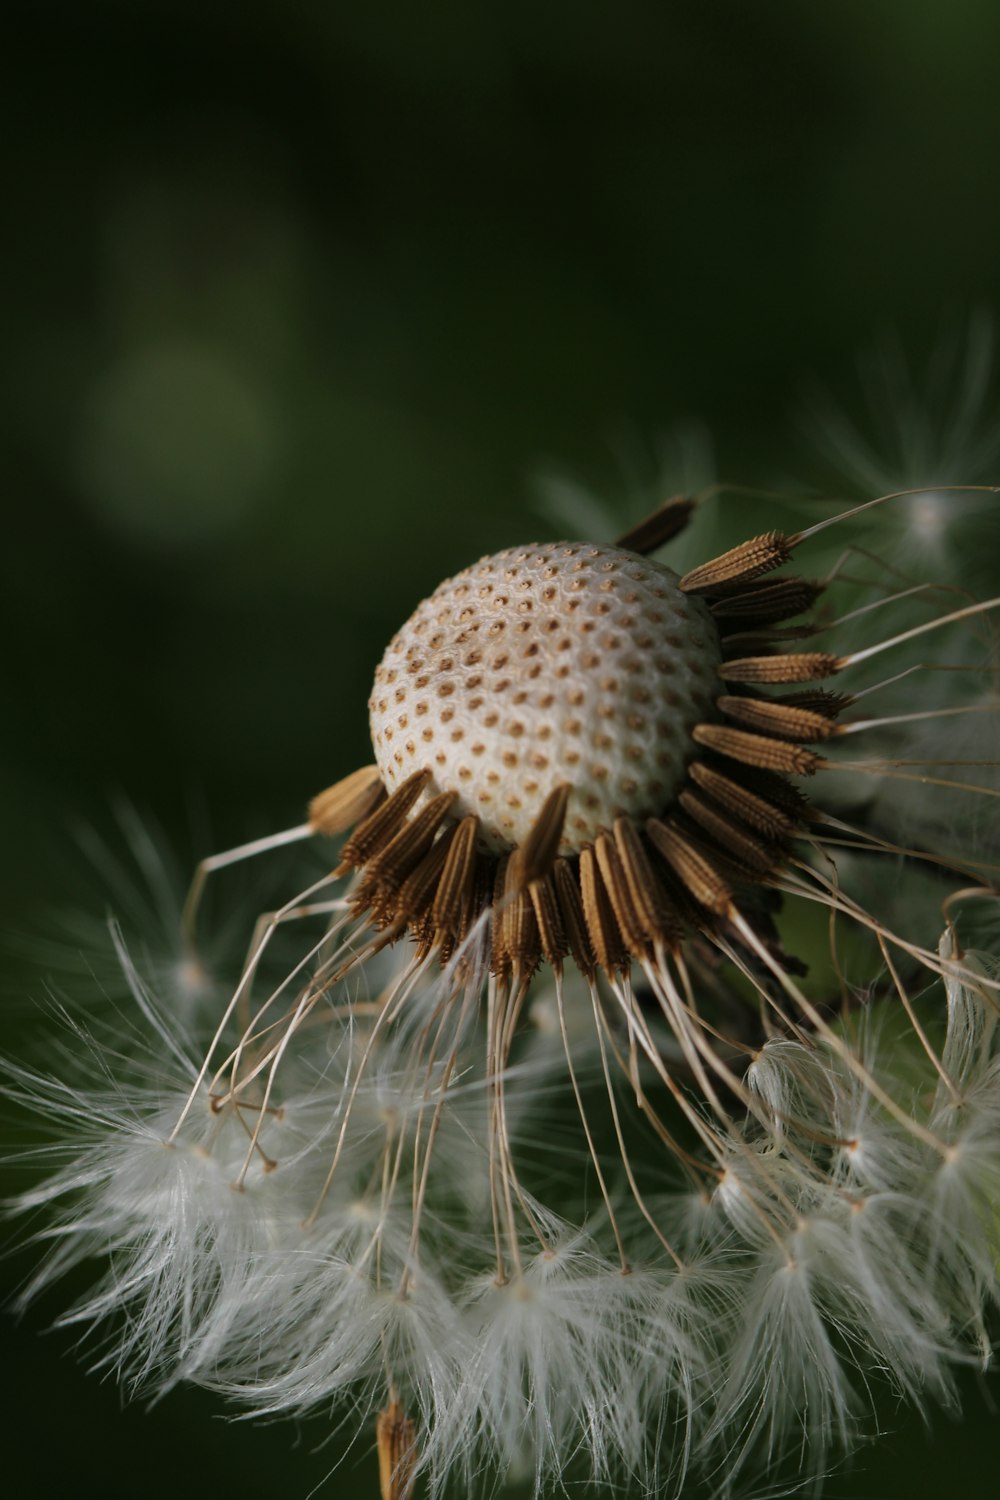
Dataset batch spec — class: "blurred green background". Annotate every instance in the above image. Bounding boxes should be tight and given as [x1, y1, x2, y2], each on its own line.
[3, 1, 1000, 1496]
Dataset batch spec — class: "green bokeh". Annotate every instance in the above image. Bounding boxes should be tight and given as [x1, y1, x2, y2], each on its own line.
[4, 3, 1000, 1497]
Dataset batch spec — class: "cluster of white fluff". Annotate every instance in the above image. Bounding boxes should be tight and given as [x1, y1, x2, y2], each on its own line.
[802, 314, 1000, 515]
[707, 934, 1000, 1485]
[6, 896, 1000, 1497]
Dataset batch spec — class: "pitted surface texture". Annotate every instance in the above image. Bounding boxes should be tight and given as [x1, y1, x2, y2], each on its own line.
[370, 542, 722, 853]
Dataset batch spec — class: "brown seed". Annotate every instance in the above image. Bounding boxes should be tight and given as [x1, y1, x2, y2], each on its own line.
[777, 688, 854, 717]
[580, 846, 629, 977]
[338, 769, 432, 872]
[716, 695, 839, 743]
[529, 872, 569, 968]
[679, 532, 793, 594]
[595, 833, 648, 957]
[430, 815, 480, 944]
[614, 496, 696, 556]
[612, 817, 685, 949]
[395, 822, 460, 921]
[308, 764, 386, 837]
[490, 855, 512, 976]
[719, 652, 840, 685]
[687, 759, 804, 838]
[678, 789, 780, 874]
[693, 724, 822, 777]
[708, 577, 824, 624]
[553, 857, 596, 977]
[364, 791, 457, 888]
[508, 783, 571, 889]
[500, 860, 541, 977]
[646, 818, 733, 915]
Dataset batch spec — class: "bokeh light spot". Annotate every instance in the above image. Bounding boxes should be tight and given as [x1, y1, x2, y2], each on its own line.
[76, 342, 279, 547]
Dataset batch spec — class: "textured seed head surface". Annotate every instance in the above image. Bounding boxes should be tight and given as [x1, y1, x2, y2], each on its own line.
[369, 542, 723, 854]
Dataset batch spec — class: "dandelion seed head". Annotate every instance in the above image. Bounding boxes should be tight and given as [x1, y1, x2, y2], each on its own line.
[8, 483, 1000, 1497]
